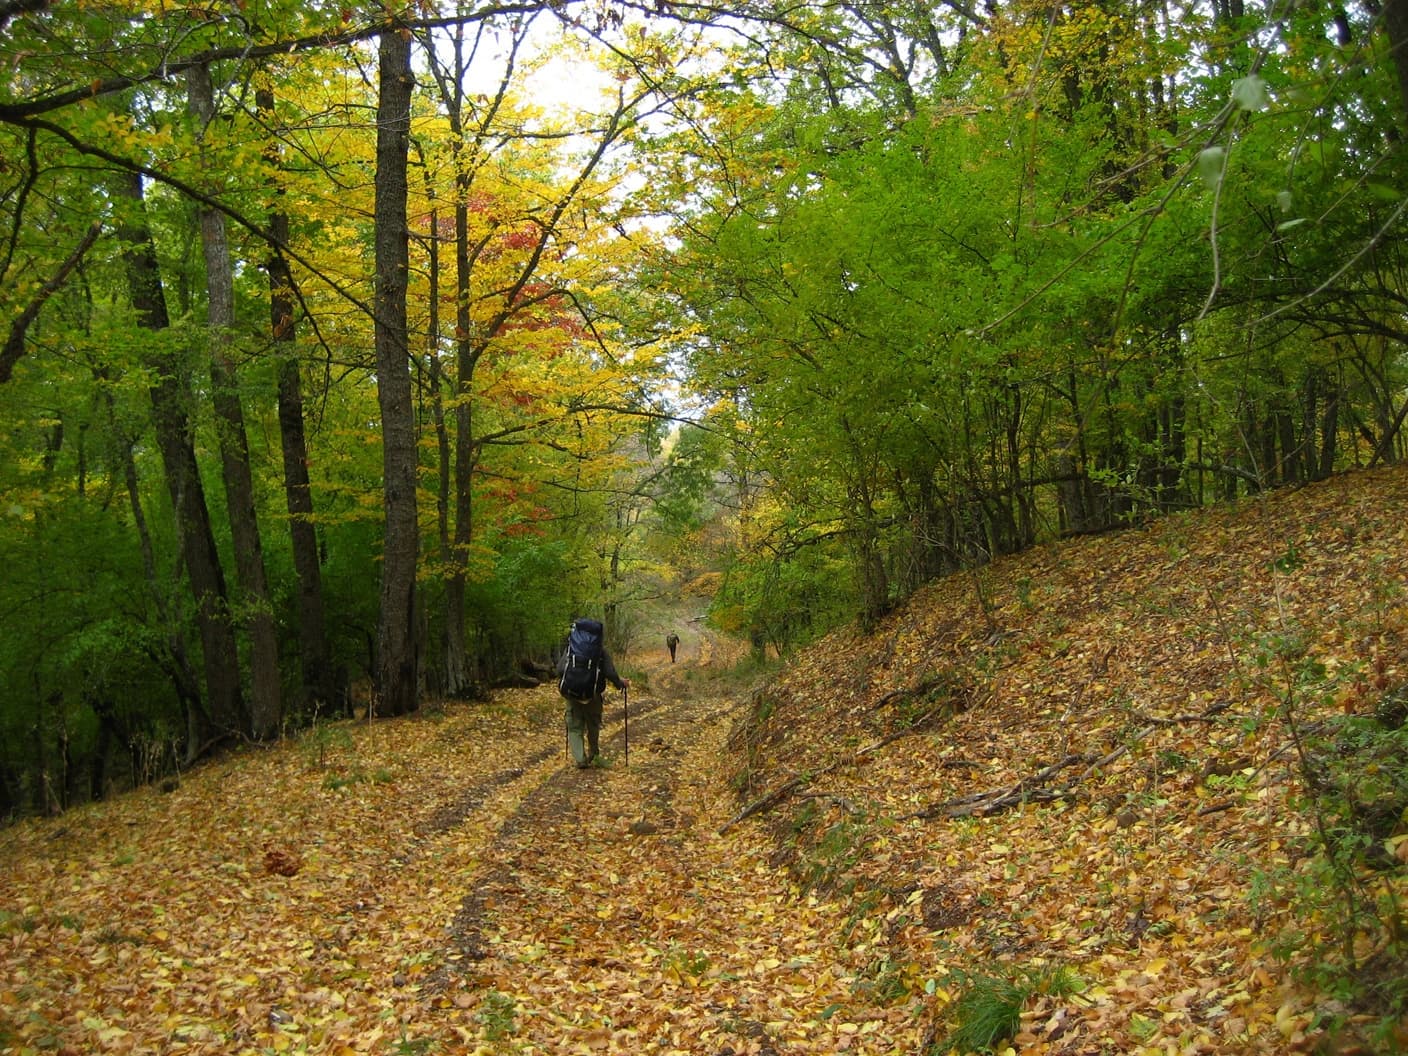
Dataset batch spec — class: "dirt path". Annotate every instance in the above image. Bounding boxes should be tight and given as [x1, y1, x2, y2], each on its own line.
[0, 635, 921, 1056]
[404, 646, 918, 1055]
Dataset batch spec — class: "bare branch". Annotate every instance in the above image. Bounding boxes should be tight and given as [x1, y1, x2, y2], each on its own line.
[0, 220, 102, 384]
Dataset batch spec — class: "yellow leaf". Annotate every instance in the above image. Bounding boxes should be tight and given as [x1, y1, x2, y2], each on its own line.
[1275, 1002, 1304, 1037]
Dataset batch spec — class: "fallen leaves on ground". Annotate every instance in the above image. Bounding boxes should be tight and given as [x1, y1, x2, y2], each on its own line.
[2, 467, 1407, 1054]
[734, 464, 1408, 1054]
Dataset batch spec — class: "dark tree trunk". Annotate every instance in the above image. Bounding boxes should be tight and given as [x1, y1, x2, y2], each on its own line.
[1382, 0, 1408, 131]
[846, 457, 889, 628]
[113, 169, 244, 756]
[373, 27, 420, 717]
[189, 64, 282, 740]
[435, 49, 478, 698]
[1275, 401, 1298, 484]
[1004, 381, 1033, 547]
[1318, 376, 1340, 480]
[423, 25, 485, 698]
[90, 356, 205, 741]
[428, 297, 458, 689]
[258, 84, 337, 719]
[88, 699, 123, 801]
[1255, 407, 1275, 489]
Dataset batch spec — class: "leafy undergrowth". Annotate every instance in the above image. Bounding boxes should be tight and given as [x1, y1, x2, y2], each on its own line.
[2, 466, 1407, 1056]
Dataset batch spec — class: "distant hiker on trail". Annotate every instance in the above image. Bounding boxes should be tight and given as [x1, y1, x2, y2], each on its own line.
[557, 617, 628, 768]
[665, 632, 680, 663]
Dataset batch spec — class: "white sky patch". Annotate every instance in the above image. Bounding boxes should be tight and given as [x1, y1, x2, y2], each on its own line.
[522, 51, 614, 118]
[450, 16, 614, 122]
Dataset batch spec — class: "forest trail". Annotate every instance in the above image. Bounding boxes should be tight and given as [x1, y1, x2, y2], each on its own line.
[428, 665, 889, 1055]
[0, 632, 906, 1056]
[8, 466, 1408, 1056]
[419, 623, 911, 1055]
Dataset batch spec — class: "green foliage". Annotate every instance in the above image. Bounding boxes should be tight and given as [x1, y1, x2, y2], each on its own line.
[653, 427, 726, 537]
[391, 1031, 437, 1055]
[1251, 653, 1408, 1043]
[663, 943, 711, 979]
[475, 990, 518, 1042]
[787, 803, 872, 898]
[302, 724, 356, 770]
[0, 910, 40, 936]
[0, 420, 187, 813]
[461, 535, 580, 662]
[641, 0, 1408, 641]
[852, 955, 917, 1005]
[933, 965, 1084, 1054]
[937, 971, 1024, 1053]
[712, 544, 854, 657]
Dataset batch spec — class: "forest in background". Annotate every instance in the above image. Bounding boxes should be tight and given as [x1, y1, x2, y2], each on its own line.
[1, 0, 1405, 819]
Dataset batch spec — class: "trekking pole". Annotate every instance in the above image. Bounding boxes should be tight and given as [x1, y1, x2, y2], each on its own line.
[623, 684, 629, 766]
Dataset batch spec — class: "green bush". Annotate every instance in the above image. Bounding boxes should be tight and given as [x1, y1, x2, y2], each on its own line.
[1272, 697, 1408, 1045]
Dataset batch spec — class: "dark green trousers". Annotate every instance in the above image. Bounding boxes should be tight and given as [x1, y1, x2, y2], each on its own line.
[565, 694, 603, 766]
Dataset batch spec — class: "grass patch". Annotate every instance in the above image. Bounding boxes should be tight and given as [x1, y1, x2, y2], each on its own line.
[301, 722, 356, 769]
[476, 990, 518, 1041]
[933, 964, 1083, 1054]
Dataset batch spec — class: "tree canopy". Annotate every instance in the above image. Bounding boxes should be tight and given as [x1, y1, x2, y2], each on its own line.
[1, 0, 1404, 815]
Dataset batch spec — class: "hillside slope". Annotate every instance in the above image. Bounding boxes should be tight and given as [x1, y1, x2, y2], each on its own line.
[731, 463, 1408, 1053]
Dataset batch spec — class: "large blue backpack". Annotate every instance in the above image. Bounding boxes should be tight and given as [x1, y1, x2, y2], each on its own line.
[559, 618, 605, 700]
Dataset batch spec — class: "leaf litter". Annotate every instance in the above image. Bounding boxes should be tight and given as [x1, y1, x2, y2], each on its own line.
[2, 465, 1407, 1054]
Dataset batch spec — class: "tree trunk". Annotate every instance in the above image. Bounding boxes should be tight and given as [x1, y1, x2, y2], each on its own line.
[1255, 406, 1274, 489]
[98, 383, 204, 732]
[423, 25, 486, 698]
[1382, 0, 1408, 132]
[189, 64, 282, 740]
[89, 351, 205, 744]
[113, 168, 244, 756]
[444, 160, 477, 698]
[856, 522, 889, 629]
[1004, 381, 1033, 547]
[1318, 375, 1340, 480]
[258, 84, 337, 719]
[1160, 394, 1187, 510]
[423, 182, 471, 696]
[431, 56, 478, 699]
[373, 27, 420, 717]
[429, 305, 460, 690]
[1275, 400, 1298, 484]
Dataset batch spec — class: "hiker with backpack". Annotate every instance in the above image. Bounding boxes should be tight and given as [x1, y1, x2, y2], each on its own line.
[556, 618, 629, 768]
